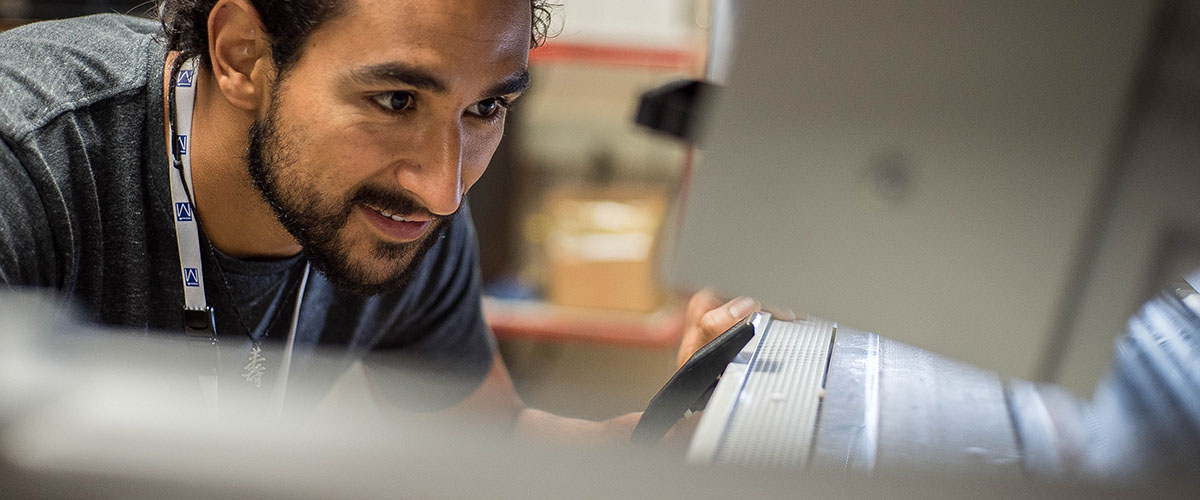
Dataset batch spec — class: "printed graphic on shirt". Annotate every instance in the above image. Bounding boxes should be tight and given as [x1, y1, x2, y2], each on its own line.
[243, 345, 266, 388]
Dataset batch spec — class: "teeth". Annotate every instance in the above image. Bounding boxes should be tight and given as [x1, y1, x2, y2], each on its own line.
[366, 203, 412, 222]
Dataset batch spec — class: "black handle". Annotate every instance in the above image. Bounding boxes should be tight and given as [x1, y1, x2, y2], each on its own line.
[632, 314, 757, 445]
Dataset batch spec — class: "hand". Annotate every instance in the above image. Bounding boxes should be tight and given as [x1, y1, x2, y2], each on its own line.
[677, 289, 797, 368]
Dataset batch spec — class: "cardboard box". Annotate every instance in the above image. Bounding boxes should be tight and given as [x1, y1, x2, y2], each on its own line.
[542, 186, 668, 313]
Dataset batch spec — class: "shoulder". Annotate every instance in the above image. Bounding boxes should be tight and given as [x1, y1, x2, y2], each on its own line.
[0, 14, 162, 141]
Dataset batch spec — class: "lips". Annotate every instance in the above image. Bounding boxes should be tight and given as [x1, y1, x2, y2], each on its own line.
[359, 203, 433, 242]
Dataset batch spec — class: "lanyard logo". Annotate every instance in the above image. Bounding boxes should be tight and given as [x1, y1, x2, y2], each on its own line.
[175, 202, 194, 222]
[176, 135, 188, 156]
[177, 69, 194, 88]
[183, 267, 200, 287]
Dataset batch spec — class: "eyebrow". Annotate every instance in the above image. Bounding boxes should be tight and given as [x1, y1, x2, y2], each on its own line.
[348, 62, 530, 98]
[350, 62, 447, 93]
[485, 69, 531, 98]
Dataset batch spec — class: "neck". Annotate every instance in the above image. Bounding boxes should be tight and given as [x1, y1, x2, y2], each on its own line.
[164, 54, 301, 259]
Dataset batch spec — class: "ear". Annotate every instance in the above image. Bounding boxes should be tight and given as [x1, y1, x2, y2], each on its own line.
[206, 0, 274, 111]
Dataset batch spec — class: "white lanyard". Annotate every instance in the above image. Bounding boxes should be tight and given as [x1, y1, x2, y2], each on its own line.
[166, 58, 309, 416]
[165, 58, 214, 338]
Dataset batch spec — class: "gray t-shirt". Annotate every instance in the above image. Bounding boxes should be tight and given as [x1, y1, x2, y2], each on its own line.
[0, 15, 494, 411]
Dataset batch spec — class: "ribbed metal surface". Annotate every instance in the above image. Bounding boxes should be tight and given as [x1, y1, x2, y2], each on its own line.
[714, 317, 835, 467]
[1108, 287, 1200, 472]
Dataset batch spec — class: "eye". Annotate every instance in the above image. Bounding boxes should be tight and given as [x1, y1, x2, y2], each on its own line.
[370, 91, 416, 112]
[467, 97, 509, 120]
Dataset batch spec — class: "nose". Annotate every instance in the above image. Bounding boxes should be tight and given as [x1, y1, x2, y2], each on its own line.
[399, 120, 464, 216]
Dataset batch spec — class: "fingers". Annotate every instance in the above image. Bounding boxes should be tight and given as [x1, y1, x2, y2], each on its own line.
[688, 289, 797, 324]
[677, 296, 757, 369]
[685, 288, 724, 325]
[678, 290, 740, 368]
[699, 296, 759, 340]
[677, 290, 799, 368]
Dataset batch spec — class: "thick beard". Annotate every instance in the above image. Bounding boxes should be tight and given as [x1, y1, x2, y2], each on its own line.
[245, 94, 451, 296]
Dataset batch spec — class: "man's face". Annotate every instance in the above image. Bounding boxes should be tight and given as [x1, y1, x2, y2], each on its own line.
[246, 0, 531, 295]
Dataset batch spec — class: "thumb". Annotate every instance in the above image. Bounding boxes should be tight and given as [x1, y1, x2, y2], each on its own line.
[700, 296, 759, 342]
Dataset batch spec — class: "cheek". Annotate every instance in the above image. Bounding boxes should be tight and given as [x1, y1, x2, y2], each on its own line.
[303, 118, 397, 185]
[283, 84, 394, 181]
[461, 125, 505, 189]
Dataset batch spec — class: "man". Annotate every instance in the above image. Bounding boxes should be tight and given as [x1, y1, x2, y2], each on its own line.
[0, 0, 763, 439]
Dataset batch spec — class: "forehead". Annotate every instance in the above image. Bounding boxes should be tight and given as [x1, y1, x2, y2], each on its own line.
[298, 0, 531, 82]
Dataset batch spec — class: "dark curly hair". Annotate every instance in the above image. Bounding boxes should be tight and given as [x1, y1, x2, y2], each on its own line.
[158, 0, 555, 74]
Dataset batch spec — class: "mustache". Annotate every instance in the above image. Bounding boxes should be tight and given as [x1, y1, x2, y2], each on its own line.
[347, 184, 458, 221]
